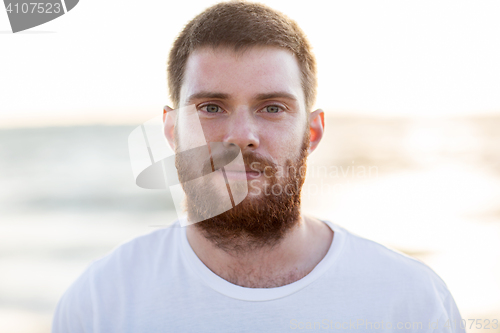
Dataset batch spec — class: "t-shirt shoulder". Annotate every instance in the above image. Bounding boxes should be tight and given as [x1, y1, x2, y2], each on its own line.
[52, 221, 182, 331]
[59, 221, 180, 299]
[327, 222, 464, 331]
[338, 224, 452, 302]
[90, 221, 181, 273]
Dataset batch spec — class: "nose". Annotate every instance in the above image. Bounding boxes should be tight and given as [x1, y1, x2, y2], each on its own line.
[222, 108, 259, 152]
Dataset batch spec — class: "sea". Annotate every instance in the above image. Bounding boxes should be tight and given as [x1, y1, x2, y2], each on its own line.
[1, 115, 499, 332]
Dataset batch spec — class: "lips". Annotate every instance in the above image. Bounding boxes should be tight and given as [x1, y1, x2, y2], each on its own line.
[223, 163, 258, 172]
[222, 168, 261, 181]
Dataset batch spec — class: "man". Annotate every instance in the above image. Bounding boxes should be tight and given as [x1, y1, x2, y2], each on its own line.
[53, 1, 465, 332]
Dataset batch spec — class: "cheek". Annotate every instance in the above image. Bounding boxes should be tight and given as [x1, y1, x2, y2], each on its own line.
[198, 121, 224, 142]
[176, 118, 221, 148]
[265, 129, 303, 159]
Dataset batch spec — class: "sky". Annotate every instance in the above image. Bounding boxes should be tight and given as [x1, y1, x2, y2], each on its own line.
[1, 0, 500, 127]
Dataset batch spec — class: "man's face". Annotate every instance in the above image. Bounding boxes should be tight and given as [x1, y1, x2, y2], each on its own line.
[178, 45, 308, 185]
[173, 45, 312, 251]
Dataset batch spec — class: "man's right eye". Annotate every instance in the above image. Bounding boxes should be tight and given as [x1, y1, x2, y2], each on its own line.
[201, 104, 221, 113]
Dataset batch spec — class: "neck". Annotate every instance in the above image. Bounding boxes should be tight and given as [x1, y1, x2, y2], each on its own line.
[186, 214, 333, 288]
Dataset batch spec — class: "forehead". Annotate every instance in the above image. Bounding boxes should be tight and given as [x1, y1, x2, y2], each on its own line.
[180, 46, 304, 107]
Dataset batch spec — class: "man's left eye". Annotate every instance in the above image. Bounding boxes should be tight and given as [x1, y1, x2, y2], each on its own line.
[205, 104, 220, 113]
[265, 105, 281, 113]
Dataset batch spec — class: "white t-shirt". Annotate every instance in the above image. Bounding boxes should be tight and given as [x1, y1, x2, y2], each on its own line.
[52, 219, 465, 332]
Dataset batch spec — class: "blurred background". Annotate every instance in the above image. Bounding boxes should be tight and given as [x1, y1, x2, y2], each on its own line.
[1, 0, 499, 332]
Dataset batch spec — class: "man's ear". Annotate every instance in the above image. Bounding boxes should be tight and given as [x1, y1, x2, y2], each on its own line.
[308, 108, 325, 154]
[163, 105, 176, 151]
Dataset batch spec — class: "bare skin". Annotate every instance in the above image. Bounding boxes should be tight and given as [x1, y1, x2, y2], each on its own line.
[164, 46, 333, 288]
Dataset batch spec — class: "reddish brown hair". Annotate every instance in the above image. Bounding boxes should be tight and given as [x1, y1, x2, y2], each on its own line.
[167, 0, 317, 112]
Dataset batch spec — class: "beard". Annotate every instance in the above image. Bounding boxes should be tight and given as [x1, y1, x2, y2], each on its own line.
[175, 128, 310, 254]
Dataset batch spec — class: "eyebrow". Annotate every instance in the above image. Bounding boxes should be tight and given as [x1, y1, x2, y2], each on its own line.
[186, 92, 230, 104]
[254, 92, 297, 102]
[186, 91, 297, 104]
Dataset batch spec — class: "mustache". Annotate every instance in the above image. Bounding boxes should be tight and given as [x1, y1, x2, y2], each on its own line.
[205, 149, 278, 175]
[176, 143, 279, 183]
[243, 152, 277, 175]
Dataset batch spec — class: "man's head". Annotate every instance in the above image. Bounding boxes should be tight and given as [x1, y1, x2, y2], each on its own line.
[164, 1, 325, 253]
[167, 0, 317, 113]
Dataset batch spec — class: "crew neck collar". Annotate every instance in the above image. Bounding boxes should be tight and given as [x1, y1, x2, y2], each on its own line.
[179, 218, 346, 301]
